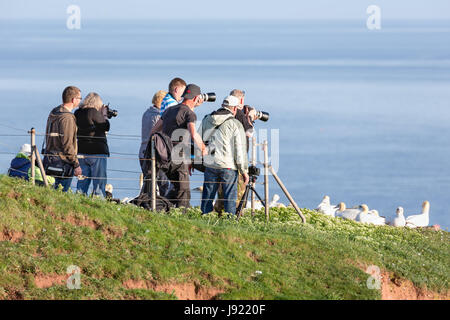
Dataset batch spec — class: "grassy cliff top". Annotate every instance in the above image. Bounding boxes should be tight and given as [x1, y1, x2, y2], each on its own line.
[0, 175, 448, 300]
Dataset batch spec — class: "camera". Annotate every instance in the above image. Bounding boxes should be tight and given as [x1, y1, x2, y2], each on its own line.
[104, 103, 118, 119]
[245, 105, 269, 122]
[200, 92, 216, 102]
[248, 165, 260, 177]
[255, 110, 270, 122]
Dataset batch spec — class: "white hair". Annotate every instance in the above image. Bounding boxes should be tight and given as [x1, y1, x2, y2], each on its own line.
[81, 92, 103, 111]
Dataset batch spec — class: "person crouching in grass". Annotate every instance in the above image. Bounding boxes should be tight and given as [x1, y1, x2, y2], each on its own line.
[8, 143, 55, 186]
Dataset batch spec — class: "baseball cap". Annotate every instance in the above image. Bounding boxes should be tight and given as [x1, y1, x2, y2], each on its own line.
[20, 143, 32, 156]
[222, 95, 240, 107]
[182, 84, 201, 100]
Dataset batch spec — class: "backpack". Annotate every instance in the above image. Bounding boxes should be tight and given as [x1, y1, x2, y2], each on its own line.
[143, 131, 173, 174]
[130, 193, 174, 212]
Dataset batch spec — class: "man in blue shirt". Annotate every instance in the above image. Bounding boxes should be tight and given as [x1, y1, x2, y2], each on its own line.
[160, 77, 187, 115]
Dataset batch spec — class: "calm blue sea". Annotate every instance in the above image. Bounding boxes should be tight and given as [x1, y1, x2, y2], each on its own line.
[0, 19, 449, 228]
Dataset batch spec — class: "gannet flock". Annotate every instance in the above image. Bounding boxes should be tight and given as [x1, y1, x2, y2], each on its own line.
[315, 195, 431, 228]
[122, 186, 434, 229]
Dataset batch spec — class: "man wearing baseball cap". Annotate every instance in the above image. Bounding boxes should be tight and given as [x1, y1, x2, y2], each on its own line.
[151, 83, 208, 208]
[199, 95, 249, 215]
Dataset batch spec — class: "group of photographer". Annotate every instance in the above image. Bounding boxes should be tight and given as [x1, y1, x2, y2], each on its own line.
[39, 79, 262, 216]
[140, 77, 262, 215]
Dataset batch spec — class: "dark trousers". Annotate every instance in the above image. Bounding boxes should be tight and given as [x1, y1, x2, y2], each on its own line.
[140, 159, 171, 197]
[165, 162, 191, 208]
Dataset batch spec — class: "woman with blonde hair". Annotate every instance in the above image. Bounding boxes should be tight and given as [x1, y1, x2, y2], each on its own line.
[74, 92, 111, 197]
[139, 90, 171, 197]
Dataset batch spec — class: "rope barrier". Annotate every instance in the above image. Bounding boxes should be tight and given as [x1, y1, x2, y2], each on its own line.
[0, 123, 27, 132]
[108, 168, 142, 174]
[50, 174, 245, 185]
[108, 133, 141, 138]
[1, 127, 271, 207]
[110, 152, 139, 156]
[35, 132, 141, 141]
[4, 169, 262, 202]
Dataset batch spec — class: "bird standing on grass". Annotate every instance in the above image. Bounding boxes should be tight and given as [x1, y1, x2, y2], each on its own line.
[405, 201, 430, 228]
[316, 195, 339, 217]
[269, 194, 285, 208]
[393, 207, 406, 227]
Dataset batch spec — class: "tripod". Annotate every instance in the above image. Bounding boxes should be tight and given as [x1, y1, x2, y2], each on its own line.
[236, 175, 265, 220]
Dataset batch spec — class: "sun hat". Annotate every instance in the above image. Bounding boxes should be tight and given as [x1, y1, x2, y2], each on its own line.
[19, 143, 32, 156]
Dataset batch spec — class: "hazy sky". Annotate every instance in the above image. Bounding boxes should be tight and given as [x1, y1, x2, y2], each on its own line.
[1, 0, 450, 20]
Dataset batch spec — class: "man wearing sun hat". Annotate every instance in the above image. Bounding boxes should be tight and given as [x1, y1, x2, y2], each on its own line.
[199, 95, 249, 215]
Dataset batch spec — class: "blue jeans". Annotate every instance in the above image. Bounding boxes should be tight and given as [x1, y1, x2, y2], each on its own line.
[54, 177, 73, 192]
[201, 167, 238, 215]
[77, 154, 107, 197]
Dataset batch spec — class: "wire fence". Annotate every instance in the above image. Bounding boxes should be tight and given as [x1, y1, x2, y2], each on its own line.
[4, 167, 256, 202]
[0, 126, 266, 189]
[0, 124, 297, 223]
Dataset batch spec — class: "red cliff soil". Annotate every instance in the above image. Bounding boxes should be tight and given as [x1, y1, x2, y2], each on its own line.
[122, 280, 224, 300]
[0, 229, 24, 242]
[34, 274, 68, 289]
[381, 271, 450, 300]
[357, 261, 449, 300]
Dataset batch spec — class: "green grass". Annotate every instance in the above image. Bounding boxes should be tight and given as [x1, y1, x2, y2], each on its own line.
[0, 174, 448, 300]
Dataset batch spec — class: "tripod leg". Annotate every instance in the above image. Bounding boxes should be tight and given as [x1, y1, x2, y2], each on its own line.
[249, 186, 266, 207]
[269, 165, 306, 223]
[236, 184, 251, 220]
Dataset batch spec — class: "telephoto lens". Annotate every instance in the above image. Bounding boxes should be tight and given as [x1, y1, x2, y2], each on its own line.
[256, 111, 269, 122]
[201, 92, 216, 102]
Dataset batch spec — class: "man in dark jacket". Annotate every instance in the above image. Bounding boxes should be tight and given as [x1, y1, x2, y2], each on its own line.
[151, 84, 208, 208]
[44, 86, 82, 191]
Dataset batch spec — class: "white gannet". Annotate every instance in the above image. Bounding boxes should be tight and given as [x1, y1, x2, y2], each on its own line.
[336, 203, 368, 221]
[244, 194, 281, 210]
[245, 200, 264, 210]
[269, 194, 281, 207]
[405, 201, 430, 228]
[393, 207, 406, 227]
[316, 195, 339, 217]
[357, 209, 386, 225]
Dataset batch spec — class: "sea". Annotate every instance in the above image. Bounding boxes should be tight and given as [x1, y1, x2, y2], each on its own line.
[0, 19, 449, 228]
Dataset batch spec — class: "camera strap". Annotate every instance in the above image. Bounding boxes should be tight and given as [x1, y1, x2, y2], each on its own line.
[201, 115, 234, 145]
